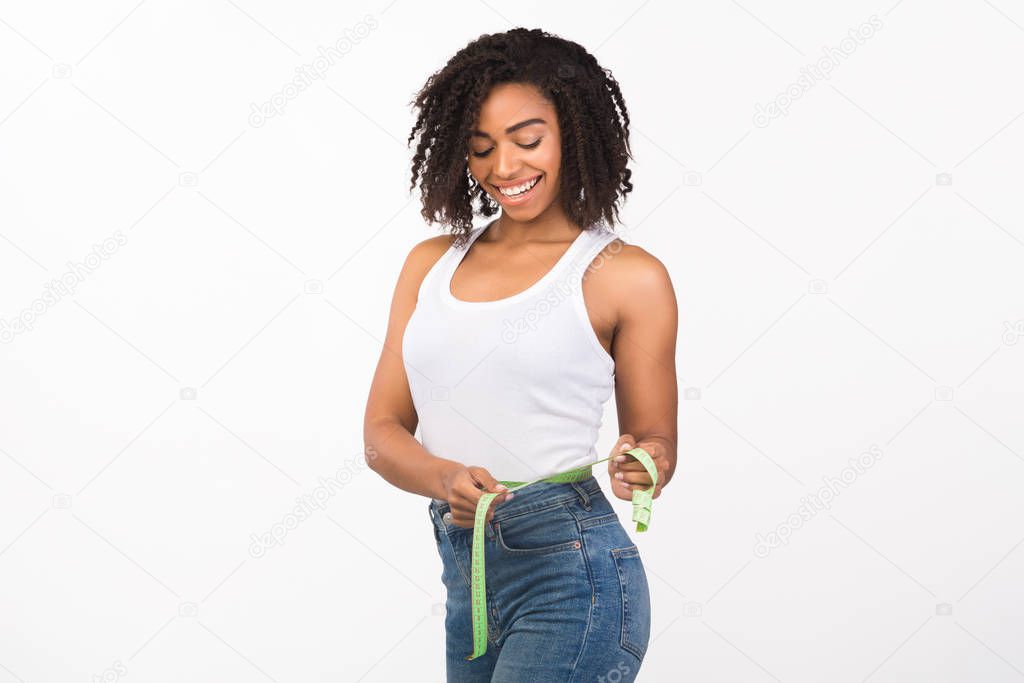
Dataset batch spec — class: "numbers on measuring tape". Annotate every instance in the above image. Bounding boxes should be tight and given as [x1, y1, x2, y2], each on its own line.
[463, 451, 657, 659]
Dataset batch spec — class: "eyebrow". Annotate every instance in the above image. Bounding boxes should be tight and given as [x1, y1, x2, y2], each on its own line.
[470, 118, 546, 139]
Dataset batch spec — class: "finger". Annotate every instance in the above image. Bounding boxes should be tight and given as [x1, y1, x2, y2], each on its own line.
[451, 499, 482, 524]
[451, 491, 485, 520]
[453, 492, 512, 527]
[614, 471, 653, 486]
[468, 466, 509, 496]
[613, 478, 641, 495]
[614, 444, 661, 471]
[606, 438, 638, 471]
[446, 510, 470, 528]
[464, 491, 513, 514]
[448, 504, 472, 527]
[614, 475, 657, 492]
[611, 445, 649, 468]
[614, 459, 647, 470]
[611, 434, 636, 458]
[612, 456, 653, 474]
[609, 477, 630, 499]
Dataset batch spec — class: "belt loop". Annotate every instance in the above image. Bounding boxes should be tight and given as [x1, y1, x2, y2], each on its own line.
[571, 482, 591, 510]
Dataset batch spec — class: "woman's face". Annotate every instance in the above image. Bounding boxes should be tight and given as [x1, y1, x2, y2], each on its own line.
[467, 82, 562, 220]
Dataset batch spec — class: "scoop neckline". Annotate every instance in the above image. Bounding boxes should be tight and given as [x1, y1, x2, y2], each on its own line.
[442, 219, 593, 309]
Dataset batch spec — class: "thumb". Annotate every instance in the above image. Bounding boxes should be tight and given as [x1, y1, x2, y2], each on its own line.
[469, 466, 508, 494]
[614, 433, 636, 454]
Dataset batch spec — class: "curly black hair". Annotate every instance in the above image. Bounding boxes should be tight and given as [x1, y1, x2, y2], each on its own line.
[406, 27, 634, 248]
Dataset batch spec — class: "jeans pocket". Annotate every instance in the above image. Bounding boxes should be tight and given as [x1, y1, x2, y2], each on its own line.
[495, 503, 582, 555]
[611, 545, 651, 662]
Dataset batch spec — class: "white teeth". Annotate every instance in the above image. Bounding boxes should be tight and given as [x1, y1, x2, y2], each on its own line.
[498, 176, 540, 196]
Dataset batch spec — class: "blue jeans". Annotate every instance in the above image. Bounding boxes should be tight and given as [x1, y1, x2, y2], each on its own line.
[427, 475, 651, 682]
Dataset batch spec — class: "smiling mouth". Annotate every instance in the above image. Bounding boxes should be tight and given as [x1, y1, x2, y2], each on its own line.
[493, 174, 542, 197]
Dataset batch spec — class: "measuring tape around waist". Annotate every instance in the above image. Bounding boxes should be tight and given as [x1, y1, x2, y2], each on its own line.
[462, 446, 657, 661]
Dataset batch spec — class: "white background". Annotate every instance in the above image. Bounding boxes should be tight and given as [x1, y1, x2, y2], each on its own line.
[1, 1, 1023, 681]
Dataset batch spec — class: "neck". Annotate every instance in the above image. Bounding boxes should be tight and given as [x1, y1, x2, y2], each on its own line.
[488, 203, 579, 244]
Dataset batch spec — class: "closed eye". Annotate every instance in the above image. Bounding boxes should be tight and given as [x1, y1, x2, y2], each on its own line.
[472, 139, 542, 158]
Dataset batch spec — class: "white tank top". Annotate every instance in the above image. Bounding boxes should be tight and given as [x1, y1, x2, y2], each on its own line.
[402, 219, 621, 490]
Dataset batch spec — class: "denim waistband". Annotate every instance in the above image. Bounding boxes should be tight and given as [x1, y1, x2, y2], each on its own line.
[429, 475, 602, 525]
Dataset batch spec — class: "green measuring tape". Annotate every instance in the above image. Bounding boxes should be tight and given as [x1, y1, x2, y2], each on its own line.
[463, 446, 658, 660]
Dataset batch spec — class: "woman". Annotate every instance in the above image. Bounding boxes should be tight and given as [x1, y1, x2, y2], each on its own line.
[363, 27, 678, 681]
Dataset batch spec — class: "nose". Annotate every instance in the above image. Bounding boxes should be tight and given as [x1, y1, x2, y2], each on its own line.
[493, 141, 521, 179]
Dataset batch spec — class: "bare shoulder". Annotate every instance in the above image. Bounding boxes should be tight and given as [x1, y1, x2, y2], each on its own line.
[585, 237, 676, 316]
[395, 233, 455, 295]
[407, 233, 453, 269]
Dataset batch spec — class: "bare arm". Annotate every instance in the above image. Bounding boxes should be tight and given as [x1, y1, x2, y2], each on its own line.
[601, 244, 679, 499]
[362, 236, 513, 523]
[362, 236, 462, 500]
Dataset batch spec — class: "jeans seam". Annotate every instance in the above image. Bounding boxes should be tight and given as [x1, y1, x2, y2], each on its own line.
[440, 526, 473, 591]
[494, 502, 583, 555]
[490, 486, 601, 524]
[428, 504, 443, 545]
[445, 481, 601, 524]
[568, 518, 597, 680]
[486, 585, 502, 645]
[611, 546, 647, 662]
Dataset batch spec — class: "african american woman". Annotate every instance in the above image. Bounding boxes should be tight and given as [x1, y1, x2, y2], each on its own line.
[363, 27, 678, 682]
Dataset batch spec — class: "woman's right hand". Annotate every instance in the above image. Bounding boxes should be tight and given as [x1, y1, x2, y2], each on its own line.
[440, 465, 515, 528]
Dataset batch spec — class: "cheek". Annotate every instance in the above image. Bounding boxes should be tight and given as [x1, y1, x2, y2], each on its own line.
[539, 149, 560, 183]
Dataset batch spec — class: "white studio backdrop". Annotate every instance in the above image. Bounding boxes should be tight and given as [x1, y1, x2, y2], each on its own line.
[1, 1, 1022, 681]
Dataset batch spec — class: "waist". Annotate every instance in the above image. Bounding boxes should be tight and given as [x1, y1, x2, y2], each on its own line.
[430, 474, 602, 522]
[430, 463, 596, 505]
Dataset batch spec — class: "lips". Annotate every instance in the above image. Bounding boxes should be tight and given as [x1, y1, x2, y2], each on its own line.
[492, 174, 542, 193]
[492, 174, 543, 206]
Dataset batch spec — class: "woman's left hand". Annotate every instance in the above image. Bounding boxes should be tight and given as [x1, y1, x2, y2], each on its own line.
[607, 433, 669, 501]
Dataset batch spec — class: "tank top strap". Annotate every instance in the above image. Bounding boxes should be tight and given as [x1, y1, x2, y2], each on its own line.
[416, 223, 489, 303]
[568, 226, 621, 285]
